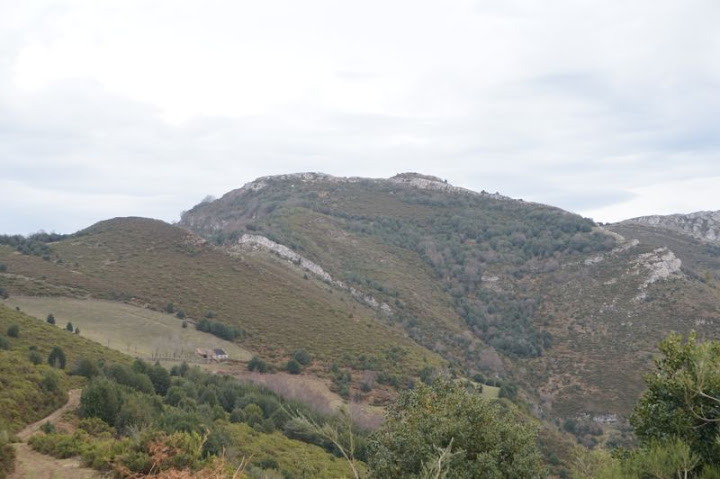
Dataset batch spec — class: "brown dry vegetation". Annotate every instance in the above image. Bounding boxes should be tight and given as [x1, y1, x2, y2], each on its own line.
[0, 218, 443, 379]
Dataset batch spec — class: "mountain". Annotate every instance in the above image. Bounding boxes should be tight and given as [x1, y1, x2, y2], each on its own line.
[3, 173, 720, 439]
[177, 173, 720, 423]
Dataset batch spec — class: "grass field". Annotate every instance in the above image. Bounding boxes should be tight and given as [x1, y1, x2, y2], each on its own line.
[4, 296, 253, 362]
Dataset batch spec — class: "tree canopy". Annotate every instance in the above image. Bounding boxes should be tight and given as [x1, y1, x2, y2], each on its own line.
[368, 380, 546, 478]
[631, 331, 720, 468]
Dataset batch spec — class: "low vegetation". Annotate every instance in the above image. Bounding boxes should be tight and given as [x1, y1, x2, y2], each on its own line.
[0, 304, 128, 434]
[573, 332, 720, 478]
[29, 358, 367, 478]
[4, 296, 252, 361]
[0, 218, 441, 380]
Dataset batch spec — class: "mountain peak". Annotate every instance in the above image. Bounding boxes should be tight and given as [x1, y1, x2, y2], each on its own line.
[623, 210, 720, 244]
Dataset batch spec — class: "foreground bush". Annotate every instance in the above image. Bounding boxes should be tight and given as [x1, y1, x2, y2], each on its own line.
[368, 380, 546, 478]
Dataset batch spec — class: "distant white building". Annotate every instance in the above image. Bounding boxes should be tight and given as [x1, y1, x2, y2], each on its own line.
[196, 348, 228, 361]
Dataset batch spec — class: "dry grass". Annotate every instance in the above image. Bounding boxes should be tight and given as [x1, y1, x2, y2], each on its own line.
[5, 296, 253, 361]
[0, 218, 442, 377]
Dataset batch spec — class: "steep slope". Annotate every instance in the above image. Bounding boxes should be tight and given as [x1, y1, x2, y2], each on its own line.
[0, 217, 441, 381]
[179, 173, 720, 424]
[0, 304, 129, 433]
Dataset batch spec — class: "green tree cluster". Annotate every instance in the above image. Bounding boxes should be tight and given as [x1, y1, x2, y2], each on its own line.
[368, 380, 545, 478]
[575, 332, 720, 478]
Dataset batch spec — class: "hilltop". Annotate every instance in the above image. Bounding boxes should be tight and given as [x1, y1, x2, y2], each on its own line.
[2, 173, 720, 441]
[622, 210, 720, 245]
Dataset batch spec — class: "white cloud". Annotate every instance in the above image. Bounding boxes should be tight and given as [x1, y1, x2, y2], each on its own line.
[1, 0, 719, 233]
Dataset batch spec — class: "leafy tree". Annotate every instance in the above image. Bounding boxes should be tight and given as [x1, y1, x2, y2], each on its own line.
[46, 313, 55, 325]
[631, 331, 720, 469]
[6, 324, 19, 338]
[47, 346, 66, 369]
[368, 380, 545, 478]
[0, 336, 8, 350]
[81, 378, 123, 426]
[65, 322, 73, 332]
[148, 363, 171, 395]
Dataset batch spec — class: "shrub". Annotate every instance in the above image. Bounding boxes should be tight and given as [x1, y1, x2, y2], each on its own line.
[46, 314, 55, 325]
[28, 350, 43, 365]
[286, 359, 302, 375]
[195, 318, 244, 341]
[368, 380, 545, 478]
[65, 322, 73, 332]
[292, 349, 312, 366]
[175, 310, 186, 319]
[47, 346, 66, 369]
[81, 378, 123, 426]
[71, 358, 100, 378]
[148, 363, 171, 395]
[248, 357, 269, 373]
[0, 337, 8, 351]
[41, 371, 60, 393]
[0, 431, 15, 478]
[40, 421, 55, 434]
[6, 325, 19, 338]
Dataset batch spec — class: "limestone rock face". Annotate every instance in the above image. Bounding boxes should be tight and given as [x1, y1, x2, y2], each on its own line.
[625, 211, 720, 244]
[631, 247, 683, 300]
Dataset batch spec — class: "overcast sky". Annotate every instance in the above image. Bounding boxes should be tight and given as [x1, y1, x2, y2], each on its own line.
[1, 0, 719, 234]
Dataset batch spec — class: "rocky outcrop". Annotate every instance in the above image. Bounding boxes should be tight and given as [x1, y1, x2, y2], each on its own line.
[632, 247, 683, 300]
[224, 172, 511, 202]
[624, 211, 720, 244]
[388, 173, 510, 200]
[232, 234, 392, 313]
[236, 234, 334, 283]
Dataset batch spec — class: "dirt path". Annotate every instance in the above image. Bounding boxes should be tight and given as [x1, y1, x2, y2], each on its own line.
[10, 389, 101, 479]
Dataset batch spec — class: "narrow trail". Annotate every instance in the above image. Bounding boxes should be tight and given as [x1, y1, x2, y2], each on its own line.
[10, 389, 101, 479]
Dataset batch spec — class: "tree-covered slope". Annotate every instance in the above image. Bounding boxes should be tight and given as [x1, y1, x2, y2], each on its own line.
[180, 173, 720, 423]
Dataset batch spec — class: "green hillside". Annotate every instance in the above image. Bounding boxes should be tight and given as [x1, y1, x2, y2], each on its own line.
[3, 172, 720, 433]
[0, 217, 444, 383]
[179, 173, 720, 423]
[0, 304, 129, 433]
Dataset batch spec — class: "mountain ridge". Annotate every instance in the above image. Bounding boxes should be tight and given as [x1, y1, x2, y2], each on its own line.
[621, 210, 720, 245]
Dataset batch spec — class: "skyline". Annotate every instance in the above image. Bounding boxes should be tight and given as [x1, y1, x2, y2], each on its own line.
[2, 1, 719, 234]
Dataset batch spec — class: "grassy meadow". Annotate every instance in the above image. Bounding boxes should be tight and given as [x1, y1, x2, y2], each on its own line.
[4, 296, 253, 362]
